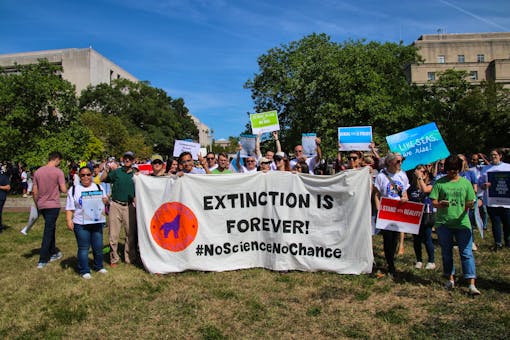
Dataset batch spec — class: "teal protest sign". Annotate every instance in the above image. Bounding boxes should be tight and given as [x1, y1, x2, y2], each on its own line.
[386, 122, 450, 171]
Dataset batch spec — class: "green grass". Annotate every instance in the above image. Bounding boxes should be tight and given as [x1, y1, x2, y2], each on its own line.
[0, 212, 509, 339]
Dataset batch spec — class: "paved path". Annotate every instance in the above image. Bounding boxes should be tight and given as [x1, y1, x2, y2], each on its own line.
[3, 196, 67, 212]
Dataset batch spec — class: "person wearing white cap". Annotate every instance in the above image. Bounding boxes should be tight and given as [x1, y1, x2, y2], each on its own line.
[258, 157, 272, 172]
[150, 154, 166, 177]
[255, 131, 282, 171]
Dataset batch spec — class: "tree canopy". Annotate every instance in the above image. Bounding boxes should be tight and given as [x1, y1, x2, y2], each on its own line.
[0, 60, 198, 168]
[245, 33, 509, 158]
[79, 79, 198, 159]
[245, 33, 421, 158]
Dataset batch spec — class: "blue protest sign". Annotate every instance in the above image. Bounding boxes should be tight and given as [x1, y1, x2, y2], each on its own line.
[338, 126, 372, 151]
[385, 122, 450, 171]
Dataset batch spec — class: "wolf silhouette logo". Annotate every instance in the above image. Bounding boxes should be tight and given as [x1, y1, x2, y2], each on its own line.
[151, 202, 198, 252]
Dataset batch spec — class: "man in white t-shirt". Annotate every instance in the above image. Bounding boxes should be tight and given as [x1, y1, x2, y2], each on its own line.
[289, 137, 322, 174]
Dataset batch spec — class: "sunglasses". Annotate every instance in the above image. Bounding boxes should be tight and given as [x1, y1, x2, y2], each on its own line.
[396, 160, 402, 164]
[79, 173, 92, 177]
[274, 156, 283, 161]
[261, 161, 271, 165]
[347, 156, 358, 161]
[152, 161, 163, 165]
[295, 150, 303, 153]
[206, 157, 215, 160]
[246, 160, 256, 163]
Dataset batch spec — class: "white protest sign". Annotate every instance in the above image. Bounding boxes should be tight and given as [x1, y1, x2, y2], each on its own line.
[173, 140, 201, 160]
[239, 134, 256, 157]
[302, 133, 317, 158]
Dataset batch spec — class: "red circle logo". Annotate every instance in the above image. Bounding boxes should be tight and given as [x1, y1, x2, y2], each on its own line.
[150, 202, 198, 252]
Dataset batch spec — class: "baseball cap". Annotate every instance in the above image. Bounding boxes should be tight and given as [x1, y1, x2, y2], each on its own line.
[123, 151, 135, 159]
[151, 154, 164, 163]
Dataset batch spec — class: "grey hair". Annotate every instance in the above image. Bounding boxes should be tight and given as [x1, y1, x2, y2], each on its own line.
[384, 152, 403, 167]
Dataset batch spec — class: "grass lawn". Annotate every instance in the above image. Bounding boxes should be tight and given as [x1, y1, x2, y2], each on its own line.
[0, 211, 509, 339]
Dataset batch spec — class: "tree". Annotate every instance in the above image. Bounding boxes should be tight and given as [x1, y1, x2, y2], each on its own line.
[79, 79, 198, 159]
[0, 60, 79, 163]
[418, 69, 510, 153]
[245, 33, 420, 159]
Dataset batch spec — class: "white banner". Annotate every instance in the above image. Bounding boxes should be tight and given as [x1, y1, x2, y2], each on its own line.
[135, 168, 374, 275]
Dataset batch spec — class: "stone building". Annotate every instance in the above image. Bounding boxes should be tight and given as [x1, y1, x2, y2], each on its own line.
[0, 48, 212, 147]
[405, 32, 510, 87]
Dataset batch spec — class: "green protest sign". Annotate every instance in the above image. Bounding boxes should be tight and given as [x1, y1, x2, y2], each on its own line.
[250, 110, 280, 134]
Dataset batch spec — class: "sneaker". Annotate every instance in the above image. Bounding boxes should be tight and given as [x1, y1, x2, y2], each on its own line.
[425, 262, 436, 270]
[98, 268, 108, 274]
[445, 280, 455, 290]
[468, 285, 481, 295]
[82, 273, 92, 280]
[415, 262, 423, 269]
[472, 243, 478, 251]
[37, 262, 48, 269]
[20, 227, 28, 235]
[493, 244, 503, 252]
[49, 252, 63, 262]
[23, 194, 28, 198]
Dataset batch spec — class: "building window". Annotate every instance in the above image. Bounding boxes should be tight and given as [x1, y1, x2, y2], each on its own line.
[470, 71, 478, 80]
[427, 72, 436, 81]
[458, 55, 465, 63]
[477, 54, 485, 63]
[438, 55, 445, 63]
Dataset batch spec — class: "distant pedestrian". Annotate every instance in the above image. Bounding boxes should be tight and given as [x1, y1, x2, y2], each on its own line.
[0, 170, 11, 233]
[32, 151, 67, 268]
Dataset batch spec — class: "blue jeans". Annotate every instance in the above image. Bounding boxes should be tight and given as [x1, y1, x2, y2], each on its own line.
[73, 223, 104, 275]
[0, 199, 5, 229]
[413, 213, 435, 263]
[436, 226, 476, 279]
[487, 207, 510, 246]
[39, 208, 60, 263]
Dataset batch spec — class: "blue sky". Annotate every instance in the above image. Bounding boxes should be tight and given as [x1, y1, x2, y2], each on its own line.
[1, 0, 509, 140]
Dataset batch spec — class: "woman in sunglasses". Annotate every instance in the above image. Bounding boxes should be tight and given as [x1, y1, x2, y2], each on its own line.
[66, 166, 109, 279]
[346, 151, 363, 170]
[258, 157, 272, 172]
[274, 152, 291, 171]
[409, 165, 435, 270]
[373, 152, 409, 278]
[292, 160, 309, 174]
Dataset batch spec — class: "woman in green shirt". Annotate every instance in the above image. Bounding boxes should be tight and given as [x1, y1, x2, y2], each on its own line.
[430, 155, 480, 295]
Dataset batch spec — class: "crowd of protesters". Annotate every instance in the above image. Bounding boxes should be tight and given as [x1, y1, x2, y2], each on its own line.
[1, 136, 509, 295]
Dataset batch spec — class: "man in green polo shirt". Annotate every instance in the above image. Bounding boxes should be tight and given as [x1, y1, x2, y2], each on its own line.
[211, 152, 233, 174]
[101, 151, 137, 267]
